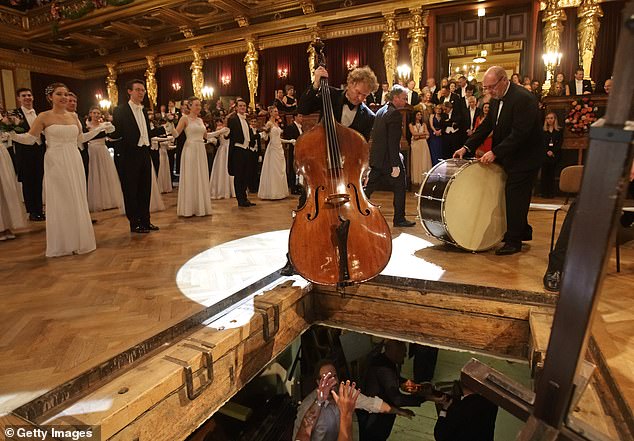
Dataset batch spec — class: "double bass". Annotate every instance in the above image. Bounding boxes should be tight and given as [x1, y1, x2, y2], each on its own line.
[288, 39, 392, 286]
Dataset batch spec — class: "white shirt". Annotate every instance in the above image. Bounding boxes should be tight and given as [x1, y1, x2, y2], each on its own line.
[469, 107, 477, 130]
[341, 102, 357, 128]
[461, 85, 467, 97]
[575, 79, 584, 95]
[407, 89, 413, 104]
[496, 81, 511, 124]
[128, 100, 150, 146]
[21, 106, 37, 127]
[295, 122, 303, 135]
[381, 91, 389, 105]
[235, 113, 250, 148]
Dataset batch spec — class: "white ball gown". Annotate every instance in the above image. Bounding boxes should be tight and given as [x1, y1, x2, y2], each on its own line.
[86, 131, 124, 212]
[177, 118, 212, 216]
[43, 124, 96, 257]
[0, 137, 26, 232]
[409, 122, 432, 185]
[258, 124, 289, 200]
[208, 127, 235, 199]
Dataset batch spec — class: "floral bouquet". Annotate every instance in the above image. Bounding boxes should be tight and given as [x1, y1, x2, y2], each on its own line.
[565, 97, 598, 134]
[0, 107, 26, 134]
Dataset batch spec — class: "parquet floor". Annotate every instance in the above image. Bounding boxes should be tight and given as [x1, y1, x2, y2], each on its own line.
[0, 189, 632, 423]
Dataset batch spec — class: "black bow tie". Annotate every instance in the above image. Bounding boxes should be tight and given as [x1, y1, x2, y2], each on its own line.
[343, 96, 356, 111]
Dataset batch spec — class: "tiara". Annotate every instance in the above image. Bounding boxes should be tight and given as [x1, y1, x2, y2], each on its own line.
[45, 84, 56, 96]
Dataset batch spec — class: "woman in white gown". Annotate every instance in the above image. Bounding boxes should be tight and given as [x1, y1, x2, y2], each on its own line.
[258, 107, 293, 200]
[85, 106, 124, 212]
[11, 83, 110, 257]
[0, 132, 26, 240]
[208, 120, 234, 199]
[408, 110, 432, 186]
[170, 97, 212, 217]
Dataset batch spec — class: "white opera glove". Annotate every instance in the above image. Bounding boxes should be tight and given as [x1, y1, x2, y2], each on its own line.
[102, 122, 115, 134]
[10, 131, 39, 145]
[206, 127, 230, 139]
[166, 121, 178, 137]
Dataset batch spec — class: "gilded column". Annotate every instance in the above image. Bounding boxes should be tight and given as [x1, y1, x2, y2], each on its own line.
[382, 13, 399, 88]
[577, 0, 603, 81]
[244, 38, 259, 112]
[542, 0, 566, 94]
[407, 8, 428, 92]
[307, 28, 321, 83]
[105, 63, 118, 108]
[190, 46, 204, 99]
[145, 55, 158, 111]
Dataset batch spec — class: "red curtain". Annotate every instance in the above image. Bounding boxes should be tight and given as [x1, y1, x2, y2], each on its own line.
[202, 52, 248, 101]
[559, 7, 580, 81]
[590, 0, 625, 87]
[157, 62, 190, 106]
[29, 71, 104, 117]
[258, 42, 311, 108]
[319, 32, 385, 88]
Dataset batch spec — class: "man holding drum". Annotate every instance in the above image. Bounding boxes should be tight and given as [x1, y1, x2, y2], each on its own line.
[454, 66, 543, 255]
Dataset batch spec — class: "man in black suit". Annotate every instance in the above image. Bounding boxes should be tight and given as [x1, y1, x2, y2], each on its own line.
[247, 116, 262, 194]
[298, 65, 376, 141]
[440, 102, 464, 159]
[227, 99, 257, 207]
[406, 80, 420, 106]
[464, 95, 483, 138]
[567, 67, 593, 95]
[283, 113, 303, 194]
[13, 87, 45, 221]
[111, 79, 165, 233]
[364, 84, 415, 228]
[455, 66, 543, 255]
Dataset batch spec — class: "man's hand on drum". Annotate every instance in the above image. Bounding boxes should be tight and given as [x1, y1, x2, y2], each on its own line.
[479, 150, 496, 164]
[313, 66, 328, 89]
[453, 146, 467, 159]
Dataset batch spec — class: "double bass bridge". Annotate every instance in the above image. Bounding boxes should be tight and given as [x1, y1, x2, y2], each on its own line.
[325, 193, 350, 206]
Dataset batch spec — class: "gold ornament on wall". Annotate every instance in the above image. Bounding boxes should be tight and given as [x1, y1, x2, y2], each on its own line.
[307, 28, 321, 83]
[145, 55, 158, 111]
[542, 0, 566, 95]
[382, 13, 399, 88]
[407, 8, 427, 92]
[106, 63, 118, 108]
[190, 46, 204, 99]
[244, 39, 259, 111]
[577, 0, 603, 81]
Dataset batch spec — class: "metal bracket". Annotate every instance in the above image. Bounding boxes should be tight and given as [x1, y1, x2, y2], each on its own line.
[184, 349, 214, 401]
[254, 300, 280, 342]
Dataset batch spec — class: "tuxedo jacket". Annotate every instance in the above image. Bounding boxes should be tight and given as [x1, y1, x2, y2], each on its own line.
[464, 106, 484, 131]
[567, 79, 593, 95]
[283, 122, 302, 140]
[111, 103, 165, 154]
[408, 90, 420, 106]
[369, 103, 402, 172]
[298, 85, 375, 141]
[12, 107, 44, 180]
[227, 114, 257, 176]
[465, 83, 543, 173]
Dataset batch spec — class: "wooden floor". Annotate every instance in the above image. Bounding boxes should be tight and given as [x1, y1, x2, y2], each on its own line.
[0, 189, 632, 425]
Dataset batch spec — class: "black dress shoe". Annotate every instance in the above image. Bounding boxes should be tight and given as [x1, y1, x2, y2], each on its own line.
[238, 201, 251, 207]
[246, 200, 256, 206]
[29, 214, 45, 221]
[393, 220, 416, 227]
[543, 270, 561, 292]
[131, 225, 150, 233]
[146, 223, 159, 231]
[495, 243, 522, 255]
[522, 225, 533, 241]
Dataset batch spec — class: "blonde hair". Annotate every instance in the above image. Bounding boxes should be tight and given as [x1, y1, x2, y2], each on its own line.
[346, 66, 379, 92]
[543, 112, 560, 131]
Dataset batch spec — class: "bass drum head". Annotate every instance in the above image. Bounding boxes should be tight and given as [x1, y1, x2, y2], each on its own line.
[444, 162, 507, 251]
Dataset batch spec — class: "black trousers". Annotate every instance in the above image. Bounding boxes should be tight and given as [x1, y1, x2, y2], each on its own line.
[122, 147, 152, 228]
[503, 169, 538, 246]
[357, 411, 396, 441]
[247, 149, 260, 194]
[364, 165, 407, 223]
[232, 147, 250, 203]
[286, 144, 296, 191]
[15, 143, 45, 215]
[540, 160, 557, 198]
[150, 148, 160, 176]
[167, 147, 176, 181]
[80, 147, 89, 181]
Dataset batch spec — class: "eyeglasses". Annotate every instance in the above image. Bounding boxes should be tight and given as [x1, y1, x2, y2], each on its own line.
[483, 77, 504, 91]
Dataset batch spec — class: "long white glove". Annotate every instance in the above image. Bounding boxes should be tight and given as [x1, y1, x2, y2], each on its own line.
[10, 131, 39, 145]
[205, 126, 230, 140]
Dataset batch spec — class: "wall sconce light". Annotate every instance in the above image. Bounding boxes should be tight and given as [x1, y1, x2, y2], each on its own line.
[95, 93, 103, 100]
[172, 82, 181, 91]
[221, 75, 231, 86]
[346, 59, 358, 70]
[201, 86, 214, 100]
[478, 8, 486, 17]
[99, 99, 112, 110]
[397, 64, 411, 82]
[278, 68, 288, 78]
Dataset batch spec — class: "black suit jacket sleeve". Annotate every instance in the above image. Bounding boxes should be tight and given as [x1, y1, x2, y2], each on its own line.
[297, 84, 320, 115]
[464, 109, 494, 152]
[386, 109, 403, 168]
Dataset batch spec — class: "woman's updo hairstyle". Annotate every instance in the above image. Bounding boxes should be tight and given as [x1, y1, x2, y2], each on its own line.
[45, 82, 68, 105]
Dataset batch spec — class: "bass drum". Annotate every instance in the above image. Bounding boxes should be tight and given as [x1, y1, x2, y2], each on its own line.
[417, 159, 507, 252]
